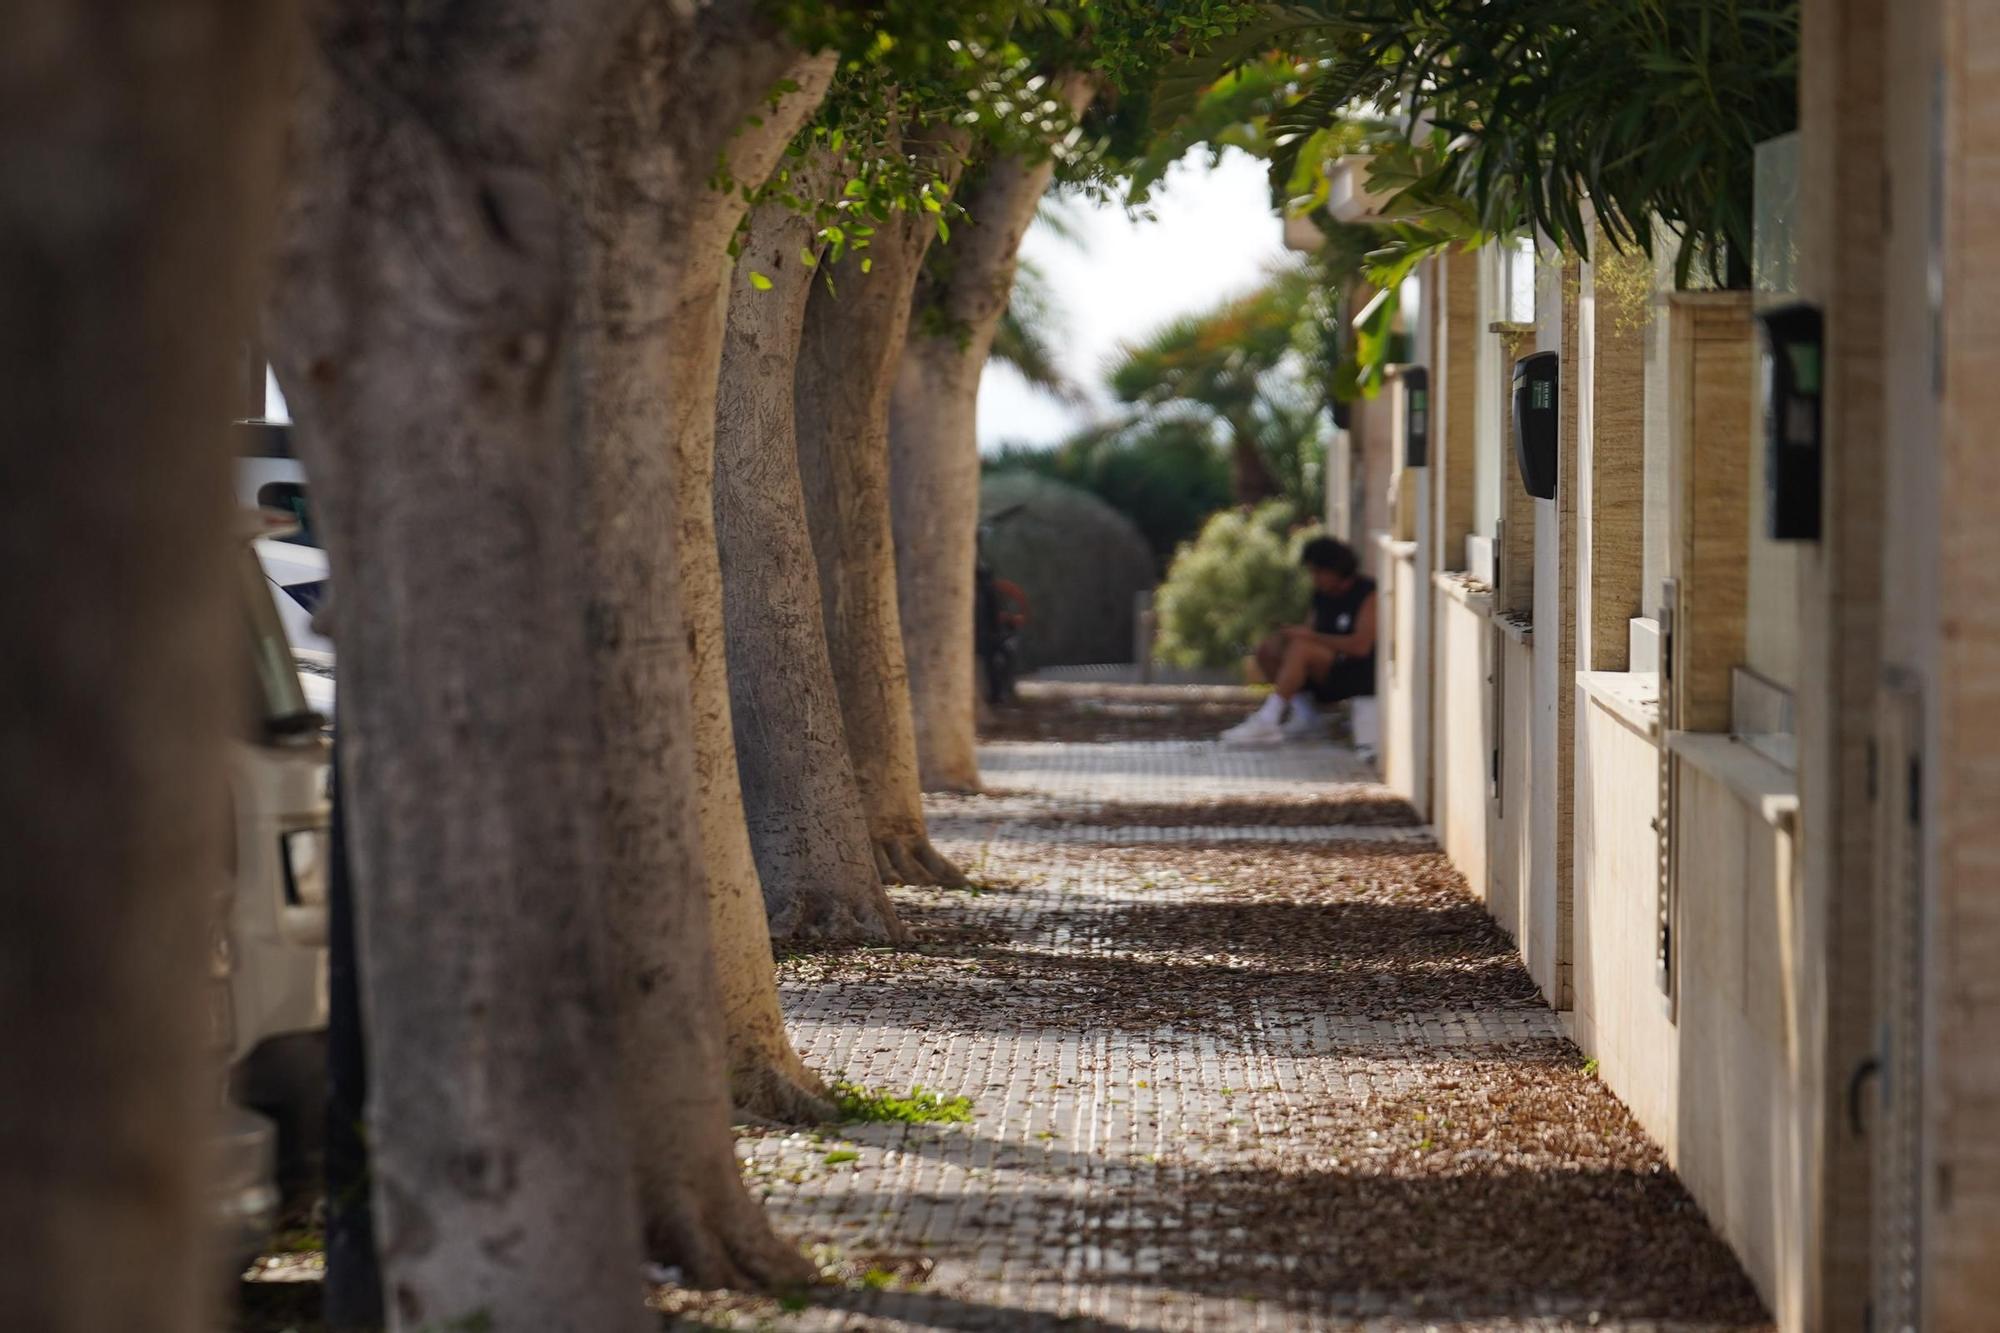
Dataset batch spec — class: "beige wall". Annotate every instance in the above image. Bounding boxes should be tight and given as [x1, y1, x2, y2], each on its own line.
[1433, 580, 1493, 898]
[1490, 627, 1535, 960]
[1671, 748, 1806, 1327]
[1377, 538, 1425, 814]
[1572, 690, 1675, 1139]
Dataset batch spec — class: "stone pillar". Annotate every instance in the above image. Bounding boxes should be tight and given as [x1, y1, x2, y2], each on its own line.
[1793, 0, 1888, 1326]
[1529, 256, 1582, 1008]
[1580, 245, 1648, 673]
[1666, 293, 1755, 734]
[1929, 0, 2000, 1317]
[1434, 251, 1480, 574]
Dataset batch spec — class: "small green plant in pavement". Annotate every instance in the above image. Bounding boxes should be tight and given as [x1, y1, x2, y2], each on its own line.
[831, 1082, 974, 1125]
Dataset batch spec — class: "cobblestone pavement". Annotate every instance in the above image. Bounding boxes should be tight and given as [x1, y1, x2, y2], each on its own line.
[683, 738, 1771, 1332]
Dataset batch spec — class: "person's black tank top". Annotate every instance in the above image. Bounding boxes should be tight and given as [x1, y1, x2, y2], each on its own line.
[1311, 575, 1377, 666]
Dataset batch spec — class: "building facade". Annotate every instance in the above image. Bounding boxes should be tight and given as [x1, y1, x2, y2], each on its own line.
[1334, 0, 2000, 1324]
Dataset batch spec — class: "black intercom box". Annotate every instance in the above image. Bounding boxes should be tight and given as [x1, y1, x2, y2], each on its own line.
[1402, 366, 1430, 468]
[1511, 351, 1560, 499]
[1756, 302, 1823, 541]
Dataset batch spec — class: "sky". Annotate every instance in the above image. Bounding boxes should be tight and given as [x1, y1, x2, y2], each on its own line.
[976, 147, 1290, 453]
[268, 146, 1291, 443]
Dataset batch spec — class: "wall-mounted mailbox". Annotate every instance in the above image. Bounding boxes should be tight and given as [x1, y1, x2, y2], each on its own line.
[1402, 366, 1430, 467]
[1511, 350, 1560, 499]
[1756, 301, 1823, 541]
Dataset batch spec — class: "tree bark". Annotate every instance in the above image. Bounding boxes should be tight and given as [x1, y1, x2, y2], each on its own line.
[270, 5, 655, 1328]
[716, 164, 908, 942]
[796, 128, 971, 886]
[890, 101, 1087, 792]
[659, 43, 840, 1118]
[564, 3, 814, 1286]
[1, 5, 287, 1329]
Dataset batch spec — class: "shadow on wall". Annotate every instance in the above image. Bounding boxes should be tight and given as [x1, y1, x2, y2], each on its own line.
[979, 472, 1156, 671]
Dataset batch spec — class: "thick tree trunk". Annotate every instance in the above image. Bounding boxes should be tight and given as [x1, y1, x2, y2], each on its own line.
[660, 48, 839, 1118]
[796, 131, 970, 887]
[890, 127, 1082, 792]
[270, 5, 655, 1329]
[0, 6, 286, 1329]
[564, 4, 813, 1286]
[716, 169, 908, 942]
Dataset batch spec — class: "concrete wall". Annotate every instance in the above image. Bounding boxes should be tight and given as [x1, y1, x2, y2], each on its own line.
[1378, 538, 1425, 815]
[1489, 626, 1535, 951]
[1433, 578, 1493, 899]
[1671, 743, 1805, 1327]
[1572, 686, 1675, 1142]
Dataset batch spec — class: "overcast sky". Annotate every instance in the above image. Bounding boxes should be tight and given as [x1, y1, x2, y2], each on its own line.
[976, 147, 1289, 453]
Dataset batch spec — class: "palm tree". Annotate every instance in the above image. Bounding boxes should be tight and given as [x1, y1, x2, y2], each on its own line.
[1105, 264, 1328, 507]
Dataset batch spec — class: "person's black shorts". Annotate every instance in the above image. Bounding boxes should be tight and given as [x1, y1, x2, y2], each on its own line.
[1309, 657, 1375, 705]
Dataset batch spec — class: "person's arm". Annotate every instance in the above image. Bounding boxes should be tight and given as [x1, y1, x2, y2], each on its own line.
[1284, 592, 1375, 657]
[995, 578, 1029, 624]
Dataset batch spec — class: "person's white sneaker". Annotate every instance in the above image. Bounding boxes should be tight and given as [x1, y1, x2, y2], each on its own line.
[1220, 713, 1286, 747]
[1280, 702, 1325, 742]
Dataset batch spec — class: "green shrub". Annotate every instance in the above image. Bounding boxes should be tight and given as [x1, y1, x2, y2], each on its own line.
[978, 472, 1157, 670]
[1155, 501, 1318, 669]
[985, 418, 1232, 569]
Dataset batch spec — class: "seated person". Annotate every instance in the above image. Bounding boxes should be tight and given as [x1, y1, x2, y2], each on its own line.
[1221, 536, 1377, 746]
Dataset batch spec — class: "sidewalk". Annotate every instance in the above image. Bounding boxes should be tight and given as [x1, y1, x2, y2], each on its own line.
[691, 735, 1770, 1330]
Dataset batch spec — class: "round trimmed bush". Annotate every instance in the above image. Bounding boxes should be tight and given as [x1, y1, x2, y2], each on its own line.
[1154, 501, 1319, 669]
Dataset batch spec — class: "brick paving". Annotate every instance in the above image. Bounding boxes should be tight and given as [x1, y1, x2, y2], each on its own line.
[687, 737, 1771, 1331]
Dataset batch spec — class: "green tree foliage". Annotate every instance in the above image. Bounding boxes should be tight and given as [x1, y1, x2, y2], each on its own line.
[1161, 0, 1800, 287]
[1106, 262, 1331, 509]
[1154, 500, 1317, 668]
[986, 416, 1233, 566]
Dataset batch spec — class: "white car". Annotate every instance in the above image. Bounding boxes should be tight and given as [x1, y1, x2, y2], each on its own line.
[235, 421, 335, 718]
[214, 506, 332, 1268]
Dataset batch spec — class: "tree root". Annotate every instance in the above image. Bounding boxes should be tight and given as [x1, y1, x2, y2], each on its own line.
[874, 833, 969, 888]
[649, 1173, 818, 1292]
[769, 889, 910, 946]
[730, 1058, 836, 1127]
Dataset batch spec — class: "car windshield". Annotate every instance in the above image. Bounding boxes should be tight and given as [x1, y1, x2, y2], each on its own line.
[239, 546, 313, 732]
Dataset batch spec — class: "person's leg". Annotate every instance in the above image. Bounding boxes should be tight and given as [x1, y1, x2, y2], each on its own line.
[1272, 638, 1336, 700]
[1254, 632, 1285, 685]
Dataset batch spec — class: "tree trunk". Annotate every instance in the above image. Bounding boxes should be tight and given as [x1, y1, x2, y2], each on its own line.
[564, 4, 814, 1286]
[1, 6, 286, 1329]
[660, 45, 840, 1118]
[270, 6, 655, 1328]
[795, 129, 970, 887]
[1229, 429, 1283, 507]
[890, 111, 1086, 792]
[716, 167, 908, 943]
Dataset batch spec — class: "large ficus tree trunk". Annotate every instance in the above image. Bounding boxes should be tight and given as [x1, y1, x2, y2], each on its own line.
[795, 127, 971, 887]
[656, 38, 839, 1117]
[271, 4, 655, 1328]
[1, 5, 286, 1330]
[716, 164, 908, 943]
[564, 2, 815, 1285]
[889, 94, 1087, 793]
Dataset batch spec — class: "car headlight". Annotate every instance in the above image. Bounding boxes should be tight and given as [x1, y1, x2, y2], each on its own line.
[280, 827, 330, 909]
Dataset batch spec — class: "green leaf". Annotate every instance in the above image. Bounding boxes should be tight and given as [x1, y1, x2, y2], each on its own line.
[748, 271, 774, 291]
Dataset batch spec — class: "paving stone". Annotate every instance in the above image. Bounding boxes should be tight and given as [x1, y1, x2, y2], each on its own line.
[673, 738, 1770, 1331]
